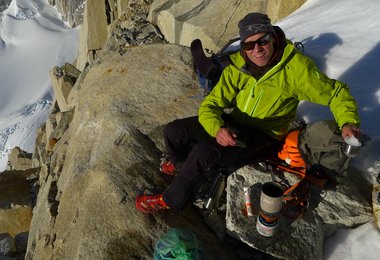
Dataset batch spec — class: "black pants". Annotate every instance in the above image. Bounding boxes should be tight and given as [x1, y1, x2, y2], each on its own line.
[162, 116, 281, 212]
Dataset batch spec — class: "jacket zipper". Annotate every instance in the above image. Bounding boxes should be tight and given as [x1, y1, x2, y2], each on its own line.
[242, 80, 264, 116]
[251, 87, 264, 116]
[242, 59, 285, 116]
[243, 81, 256, 112]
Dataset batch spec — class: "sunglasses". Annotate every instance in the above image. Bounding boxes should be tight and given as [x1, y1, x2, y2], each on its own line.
[241, 33, 272, 51]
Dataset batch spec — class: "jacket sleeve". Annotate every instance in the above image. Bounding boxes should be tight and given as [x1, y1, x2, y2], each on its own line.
[198, 66, 240, 137]
[293, 56, 360, 128]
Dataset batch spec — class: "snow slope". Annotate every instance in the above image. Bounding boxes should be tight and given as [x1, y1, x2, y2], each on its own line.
[278, 0, 380, 174]
[277, 0, 380, 258]
[0, 0, 78, 170]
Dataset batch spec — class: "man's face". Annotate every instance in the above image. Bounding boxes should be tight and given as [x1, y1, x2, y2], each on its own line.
[243, 32, 275, 67]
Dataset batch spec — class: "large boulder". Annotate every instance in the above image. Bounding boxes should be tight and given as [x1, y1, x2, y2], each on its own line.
[49, 63, 81, 112]
[0, 169, 37, 237]
[0, 168, 37, 259]
[75, 0, 164, 71]
[76, 0, 108, 71]
[26, 44, 242, 260]
[6, 147, 32, 171]
[226, 165, 372, 259]
[148, 0, 305, 52]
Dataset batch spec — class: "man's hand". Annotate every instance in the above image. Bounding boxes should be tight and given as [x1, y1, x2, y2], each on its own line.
[216, 127, 237, 147]
[341, 123, 360, 139]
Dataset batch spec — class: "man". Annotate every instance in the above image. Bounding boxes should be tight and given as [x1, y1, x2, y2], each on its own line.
[135, 12, 360, 213]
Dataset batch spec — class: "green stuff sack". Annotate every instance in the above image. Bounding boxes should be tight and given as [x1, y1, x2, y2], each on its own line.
[154, 228, 203, 260]
[298, 120, 351, 174]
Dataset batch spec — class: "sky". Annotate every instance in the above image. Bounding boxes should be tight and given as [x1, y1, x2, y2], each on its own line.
[0, 0, 379, 259]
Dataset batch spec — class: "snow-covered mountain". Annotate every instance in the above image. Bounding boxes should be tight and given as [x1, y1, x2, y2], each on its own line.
[0, 99, 51, 169]
[0, 0, 78, 170]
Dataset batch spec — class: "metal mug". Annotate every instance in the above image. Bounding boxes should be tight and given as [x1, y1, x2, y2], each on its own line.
[260, 182, 284, 214]
[343, 138, 361, 158]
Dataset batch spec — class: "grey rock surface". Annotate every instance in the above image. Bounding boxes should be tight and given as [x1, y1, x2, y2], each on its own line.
[226, 165, 372, 260]
[6, 147, 32, 171]
[148, 0, 305, 52]
[26, 44, 243, 260]
[0, 0, 11, 13]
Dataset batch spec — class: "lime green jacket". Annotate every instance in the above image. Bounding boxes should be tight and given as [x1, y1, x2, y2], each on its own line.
[198, 41, 360, 140]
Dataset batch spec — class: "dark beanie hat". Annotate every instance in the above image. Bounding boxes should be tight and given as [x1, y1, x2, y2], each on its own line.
[238, 12, 274, 43]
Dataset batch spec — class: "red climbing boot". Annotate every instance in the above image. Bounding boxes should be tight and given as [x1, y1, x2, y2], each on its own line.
[135, 194, 169, 214]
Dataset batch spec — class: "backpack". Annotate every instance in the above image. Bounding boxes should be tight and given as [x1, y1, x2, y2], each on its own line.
[278, 129, 306, 168]
[298, 120, 352, 175]
[264, 120, 351, 219]
[190, 38, 240, 95]
[190, 38, 304, 95]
